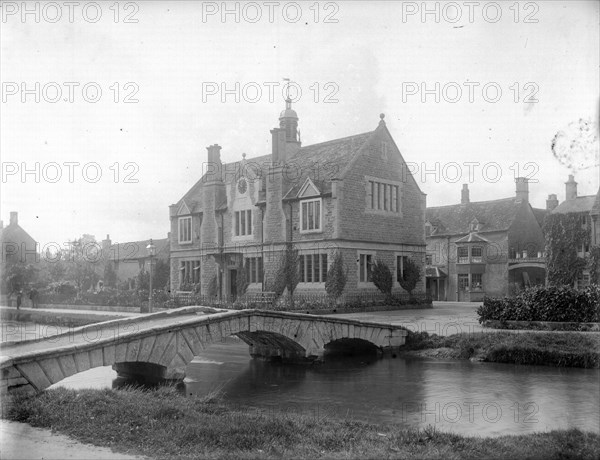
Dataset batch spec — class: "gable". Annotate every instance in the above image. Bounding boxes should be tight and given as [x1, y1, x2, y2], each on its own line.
[176, 201, 191, 216]
[298, 178, 320, 198]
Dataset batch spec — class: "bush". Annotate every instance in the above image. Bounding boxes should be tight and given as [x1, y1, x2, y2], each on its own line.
[371, 260, 393, 296]
[478, 285, 600, 324]
[325, 252, 347, 300]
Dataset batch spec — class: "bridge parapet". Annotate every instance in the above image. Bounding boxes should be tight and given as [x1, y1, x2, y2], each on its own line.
[1, 307, 407, 395]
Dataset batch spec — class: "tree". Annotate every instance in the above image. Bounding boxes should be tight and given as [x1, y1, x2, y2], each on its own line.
[372, 260, 393, 296]
[2, 262, 38, 294]
[152, 259, 171, 291]
[64, 236, 102, 294]
[272, 244, 300, 298]
[103, 262, 118, 288]
[325, 252, 347, 300]
[236, 260, 250, 297]
[543, 213, 589, 286]
[398, 257, 422, 296]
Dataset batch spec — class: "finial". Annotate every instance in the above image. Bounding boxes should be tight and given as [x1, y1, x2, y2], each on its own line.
[379, 113, 386, 125]
[242, 152, 246, 160]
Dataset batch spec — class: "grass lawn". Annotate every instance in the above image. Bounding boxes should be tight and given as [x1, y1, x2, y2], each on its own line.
[400, 331, 600, 368]
[2, 386, 599, 459]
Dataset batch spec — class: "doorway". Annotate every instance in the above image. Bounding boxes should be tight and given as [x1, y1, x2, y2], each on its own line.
[230, 269, 237, 300]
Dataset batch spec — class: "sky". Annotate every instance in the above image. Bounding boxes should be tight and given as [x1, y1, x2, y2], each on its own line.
[1, 0, 599, 250]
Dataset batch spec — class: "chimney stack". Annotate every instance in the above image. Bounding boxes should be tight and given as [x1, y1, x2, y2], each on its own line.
[270, 128, 287, 164]
[205, 144, 223, 182]
[546, 194, 559, 211]
[461, 184, 470, 204]
[515, 177, 529, 203]
[9, 212, 18, 226]
[565, 174, 578, 201]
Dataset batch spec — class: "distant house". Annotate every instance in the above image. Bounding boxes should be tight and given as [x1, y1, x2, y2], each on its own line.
[425, 179, 548, 301]
[549, 175, 600, 288]
[101, 235, 170, 288]
[0, 212, 38, 296]
[169, 102, 427, 298]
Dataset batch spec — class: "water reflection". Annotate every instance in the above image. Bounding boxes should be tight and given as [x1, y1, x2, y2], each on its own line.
[43, 336, 600, 437]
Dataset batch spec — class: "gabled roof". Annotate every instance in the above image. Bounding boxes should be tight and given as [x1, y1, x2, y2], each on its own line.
[284, 131, 374, 198]
[426, 198, 523, 236]
[107, 238, 169, 262]
[455, 232, 490, 244]
[552, 195, 597, 214]
[591, 190, 600, 216]
[0, 223, 37, 247]
[531, 207, 550, 227]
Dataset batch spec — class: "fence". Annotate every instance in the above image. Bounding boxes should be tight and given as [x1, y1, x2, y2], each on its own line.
[168, 291, 432, 311]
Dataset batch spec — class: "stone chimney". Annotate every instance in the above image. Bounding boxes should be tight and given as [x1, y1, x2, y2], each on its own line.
[205, 144, 223, 182]
[270, 128, 287, 164]
[461, 184, 470, 204]
[565, 174, 578, 201]
[546, 194, 559, 211]
[515, 177, 529, 203]
[9, 212, 18, 226]
[101, 234, 112, 251]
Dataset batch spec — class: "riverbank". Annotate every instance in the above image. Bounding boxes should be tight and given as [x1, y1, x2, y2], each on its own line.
[3, 386, 599, 459]
[400, 331, 600, 368]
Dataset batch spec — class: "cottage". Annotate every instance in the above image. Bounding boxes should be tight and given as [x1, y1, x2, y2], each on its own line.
[425, 179, 548, 301]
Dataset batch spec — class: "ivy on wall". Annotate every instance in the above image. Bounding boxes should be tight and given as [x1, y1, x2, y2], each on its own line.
[543, 213, 590, 286]
[589, 246, 600, 285]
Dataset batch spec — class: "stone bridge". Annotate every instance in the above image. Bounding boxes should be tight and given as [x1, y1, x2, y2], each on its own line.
[0, 306, 407, 395]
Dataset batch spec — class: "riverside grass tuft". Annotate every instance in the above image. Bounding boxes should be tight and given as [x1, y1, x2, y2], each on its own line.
[3, 386, 599, 459]
[401, 331, 600, 368]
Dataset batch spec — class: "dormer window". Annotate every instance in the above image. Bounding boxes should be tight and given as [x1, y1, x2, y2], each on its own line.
[178, 216, 192, 244]
[470, 219, 479, 232]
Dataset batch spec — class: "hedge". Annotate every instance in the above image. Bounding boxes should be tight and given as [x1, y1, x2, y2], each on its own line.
[477, 285, 600, 324]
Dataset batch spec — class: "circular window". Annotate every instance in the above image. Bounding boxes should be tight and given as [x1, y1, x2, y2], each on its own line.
[237, 178, 247, 194]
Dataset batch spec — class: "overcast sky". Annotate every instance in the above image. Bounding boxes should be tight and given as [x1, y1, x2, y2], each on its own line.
[1, 0, 599, 249]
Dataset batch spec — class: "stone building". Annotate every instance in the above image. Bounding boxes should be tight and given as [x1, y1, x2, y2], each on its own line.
[169, 102, 426, 298]
[101, 235, 170, 288]
[549, 175, 600, 288]
[425, 179, 548, 301]
[0, 212, 38, 297]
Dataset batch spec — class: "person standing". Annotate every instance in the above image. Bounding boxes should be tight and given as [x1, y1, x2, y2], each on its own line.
[16, 290, 22, 310]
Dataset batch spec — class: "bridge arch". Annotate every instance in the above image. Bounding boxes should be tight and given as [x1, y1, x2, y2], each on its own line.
[1, 309, 407, 394]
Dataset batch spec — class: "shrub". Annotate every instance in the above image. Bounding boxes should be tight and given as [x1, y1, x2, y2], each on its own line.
[398, 258, 422, 296]
[478, 285, 600, 324]
[325, 252, 347, 300]
[371, 260, 392, 296]
[272, 244, 300, 298]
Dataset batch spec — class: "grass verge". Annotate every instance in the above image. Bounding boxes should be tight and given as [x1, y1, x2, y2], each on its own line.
[401, 331, 600, 368]
[3, 386, 599, 460]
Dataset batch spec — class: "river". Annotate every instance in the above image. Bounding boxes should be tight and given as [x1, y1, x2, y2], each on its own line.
[4, 320, 599, 437]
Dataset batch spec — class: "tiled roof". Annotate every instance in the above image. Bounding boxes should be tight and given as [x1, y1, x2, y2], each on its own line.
[455, 232, 490, 244]
[552, 195, 597, 214]
[175, 130, 375, 209]
[531, 208, 549, 227]
[107, 238, 169, 261]
[284, 131, 374, 198]
[426, 198, 523, 236]
[589, 190, 600, 216]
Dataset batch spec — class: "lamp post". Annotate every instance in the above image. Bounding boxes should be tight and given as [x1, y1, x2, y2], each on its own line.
[146, 239, 156, 313]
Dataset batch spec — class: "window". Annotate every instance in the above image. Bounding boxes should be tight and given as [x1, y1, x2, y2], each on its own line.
[301, 198, 321, 232]
[396, 255, 408, 282]
[234, 210, 252, 236]
[179, 217, 192, 244]
[367, 180, 399, 213]
[359, 254, 373, 283]
[299, 253, 328, 283]
[471, 246, 483, 263]
[471, 273, 483, 290]
[458, 274, 469, 291]
[245, 257, 263, 284]
[180, 260, 200, 286]
[458, 247, 468, 263]
[425, 254, 433, 265]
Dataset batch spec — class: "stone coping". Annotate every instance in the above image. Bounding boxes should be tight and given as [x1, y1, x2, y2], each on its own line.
[0, 307, 407, 367]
